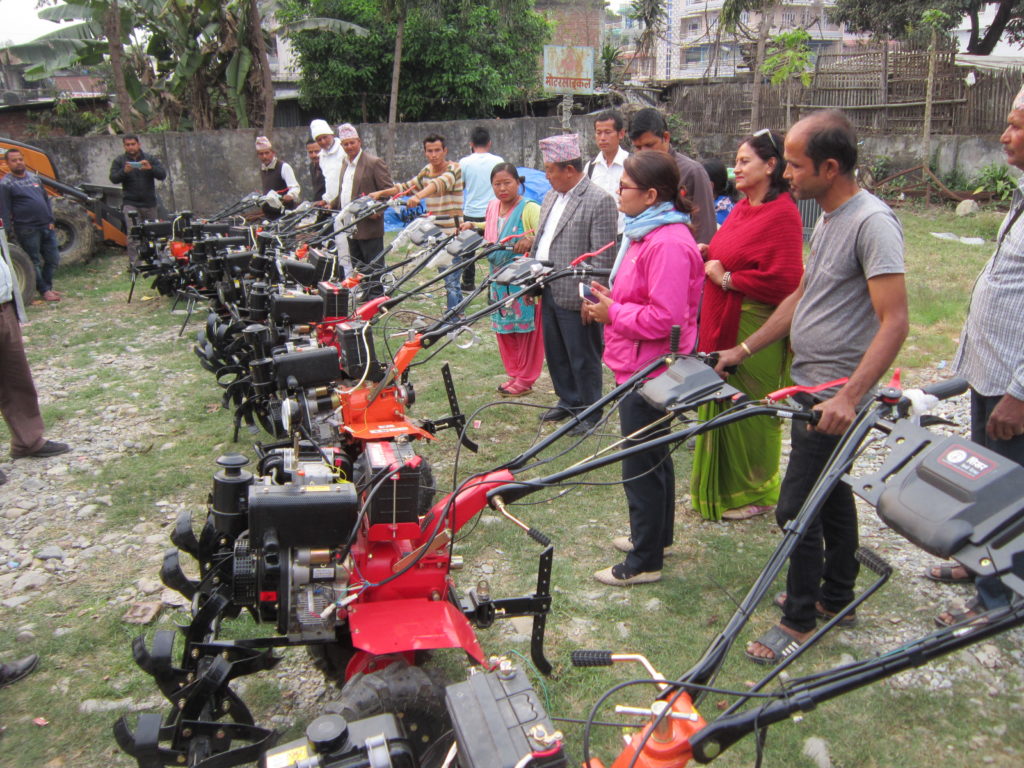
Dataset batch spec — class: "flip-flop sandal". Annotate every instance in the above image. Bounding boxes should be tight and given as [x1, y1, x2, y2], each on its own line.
[498, 382, 533, 397]
[745, 625, 806, 666]
[772, 592, 858, 627]
[923, 563, 973, 584]
[721, 504, 774, 521]
[935, 596, 985, 628]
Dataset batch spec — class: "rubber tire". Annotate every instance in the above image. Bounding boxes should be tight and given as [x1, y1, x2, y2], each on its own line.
[324, 659, 450, 767]
[52, 197, 96, 266]
[306, 637, 356, 682]
[6, 239, 37, 305]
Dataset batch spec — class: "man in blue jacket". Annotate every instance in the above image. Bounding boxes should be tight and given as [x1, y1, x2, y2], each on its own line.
[0, 149, 61, 302]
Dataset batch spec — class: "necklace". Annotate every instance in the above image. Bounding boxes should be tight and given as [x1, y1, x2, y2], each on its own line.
[498, 197, 520, 218]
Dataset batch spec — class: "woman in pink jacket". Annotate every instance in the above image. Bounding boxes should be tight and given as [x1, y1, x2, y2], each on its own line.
[582, 151, 704, 586]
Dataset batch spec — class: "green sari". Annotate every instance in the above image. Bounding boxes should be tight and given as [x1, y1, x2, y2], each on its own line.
[690, 299, 791, 521]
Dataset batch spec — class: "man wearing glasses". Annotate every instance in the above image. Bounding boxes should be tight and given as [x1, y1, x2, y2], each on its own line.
[628, 108, 717, 245]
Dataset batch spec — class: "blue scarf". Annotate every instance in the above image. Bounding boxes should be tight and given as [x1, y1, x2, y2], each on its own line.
[609, 201, 691, 285]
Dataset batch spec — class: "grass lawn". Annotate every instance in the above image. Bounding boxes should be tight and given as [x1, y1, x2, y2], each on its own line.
[0, 202, 1020, 768]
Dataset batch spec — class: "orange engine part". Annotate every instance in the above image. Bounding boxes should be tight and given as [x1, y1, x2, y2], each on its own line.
[592, 693, 707, 768]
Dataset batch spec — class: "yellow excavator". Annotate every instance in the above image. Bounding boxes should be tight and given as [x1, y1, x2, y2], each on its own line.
[1, 137, 127, 301]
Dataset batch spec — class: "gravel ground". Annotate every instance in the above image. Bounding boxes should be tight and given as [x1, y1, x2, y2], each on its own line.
[2, 309, 1021, 762]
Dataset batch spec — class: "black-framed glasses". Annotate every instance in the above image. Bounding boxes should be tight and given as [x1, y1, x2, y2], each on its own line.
[753, 128, 779, 156]
[618, 183, 644, 193]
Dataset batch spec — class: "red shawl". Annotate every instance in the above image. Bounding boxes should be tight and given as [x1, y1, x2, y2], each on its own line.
[698, 194, 804, 352]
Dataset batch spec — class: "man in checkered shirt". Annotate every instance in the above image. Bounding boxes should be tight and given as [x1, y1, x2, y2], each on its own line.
[932, 83, 1024, 625]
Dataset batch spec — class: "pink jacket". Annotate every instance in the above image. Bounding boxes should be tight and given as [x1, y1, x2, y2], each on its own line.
[604, 222, 703, 384]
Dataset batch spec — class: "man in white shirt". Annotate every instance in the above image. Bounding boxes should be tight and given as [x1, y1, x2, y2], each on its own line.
[519, 134, 617, 434]
[310, 119, 344, 209]
[254, 136, 299, 219]
[458, 126, 503, 292]
[334, 123, 392, 292]
[583, 110, 629, 235]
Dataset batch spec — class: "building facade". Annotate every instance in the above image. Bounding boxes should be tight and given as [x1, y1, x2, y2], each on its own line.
[655, 0, 851, 81]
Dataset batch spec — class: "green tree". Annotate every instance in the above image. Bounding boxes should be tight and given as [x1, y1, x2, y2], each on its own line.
[832, 0, 1024, 55]
[920, 9, 953, 167]
[599, 42, 624, 86]
[761, 27, 813, 125]
[6, 0, 138, 130]
[10, 0, 349, 131]
[281, 0, 548, 141]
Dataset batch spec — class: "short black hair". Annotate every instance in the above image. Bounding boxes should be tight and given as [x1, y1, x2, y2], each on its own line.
[628, 108, 668, 141]
[802, 110, 858, 176]
[470, 127, 490, 147]
[306, 138, 319, 146]
[701, 158, 732, 199]
[122, 134, 139, 143]
[4, 148, 23, 160]
[423, 133, 446, 149]
[553, 158, 584, 173]
[594, 110, 624, 132]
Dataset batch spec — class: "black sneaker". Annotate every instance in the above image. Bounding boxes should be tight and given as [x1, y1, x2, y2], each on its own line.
[0, 654, 39, 688]
[11, 440, 72, 459]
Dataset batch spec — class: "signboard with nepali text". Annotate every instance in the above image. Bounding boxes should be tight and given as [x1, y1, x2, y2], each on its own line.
[543, 45, 595, 95]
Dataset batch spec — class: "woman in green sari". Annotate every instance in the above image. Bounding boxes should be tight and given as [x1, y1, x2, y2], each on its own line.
[691, 131, 804, 521]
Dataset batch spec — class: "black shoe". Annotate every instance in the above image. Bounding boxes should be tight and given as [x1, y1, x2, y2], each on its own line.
[540, 406, 572, 422]
[11, 440, 71, 459]
[567, 417, 599, 437]
[0, 654, 39, 688]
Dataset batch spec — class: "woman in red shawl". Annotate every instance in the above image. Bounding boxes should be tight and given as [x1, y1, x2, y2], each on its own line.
[691, 130, 804, 521]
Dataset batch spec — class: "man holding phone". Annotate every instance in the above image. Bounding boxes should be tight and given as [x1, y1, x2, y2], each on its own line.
[109, 135, 167, 264]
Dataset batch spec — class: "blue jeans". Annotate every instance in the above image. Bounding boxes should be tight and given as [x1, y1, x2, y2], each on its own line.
[17, 226, 60, 294]
[442, 256, 465, 315]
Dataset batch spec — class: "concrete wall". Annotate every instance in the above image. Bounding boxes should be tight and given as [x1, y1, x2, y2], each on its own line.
[30, 116, 1010, 216]
[32, 116, 602, 215]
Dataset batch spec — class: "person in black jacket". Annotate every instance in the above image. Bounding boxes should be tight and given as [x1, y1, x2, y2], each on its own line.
[109, 135, 167, 263]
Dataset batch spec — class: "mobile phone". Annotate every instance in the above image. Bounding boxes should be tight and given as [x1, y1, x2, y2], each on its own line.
[127, 161, 144, 169]
[579, 283, 597, 303]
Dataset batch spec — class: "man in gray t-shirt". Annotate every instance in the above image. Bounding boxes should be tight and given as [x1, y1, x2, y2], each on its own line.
[790, 189, 905, 394]
[715, 110, 908, 664]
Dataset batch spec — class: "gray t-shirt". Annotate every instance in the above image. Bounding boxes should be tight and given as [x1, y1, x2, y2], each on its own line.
[790, 190, 904, 396]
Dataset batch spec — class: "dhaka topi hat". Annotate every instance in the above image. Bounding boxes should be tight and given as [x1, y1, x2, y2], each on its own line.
[310, 119, 332, 138]
[337, 123, 359, 140]
[1014, 83, 1024, 112]
[254, 136, 273, 151]
[539, 133, 581, 163]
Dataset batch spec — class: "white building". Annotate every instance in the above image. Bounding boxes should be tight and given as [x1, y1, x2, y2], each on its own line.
[653, 0, 853, 81]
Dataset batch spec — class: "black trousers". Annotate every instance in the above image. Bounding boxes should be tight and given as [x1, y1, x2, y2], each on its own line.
[970, 389, 1024, 610]
[777, 417, 859, 633]
[348, 237, 385, 299]
[541, 288, 604, 415]
[619, 392, 674, 572]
